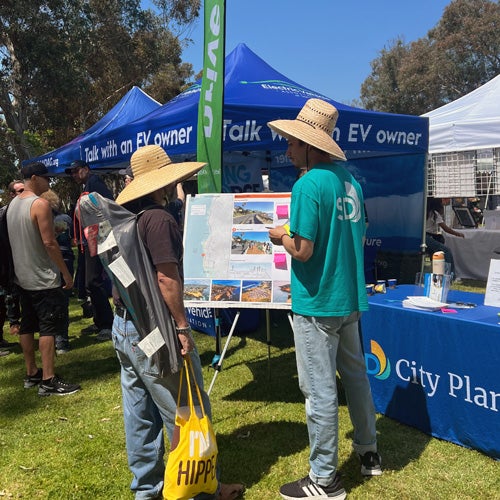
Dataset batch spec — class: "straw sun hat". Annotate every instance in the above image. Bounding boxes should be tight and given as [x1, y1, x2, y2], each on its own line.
[116, 145, 206, 206]
[267, 98, 346, 161]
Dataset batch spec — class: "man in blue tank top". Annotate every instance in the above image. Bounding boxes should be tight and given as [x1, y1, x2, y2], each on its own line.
[268, 99, 381, 500]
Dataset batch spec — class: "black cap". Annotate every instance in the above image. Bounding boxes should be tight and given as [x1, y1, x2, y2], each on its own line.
[118, 166, 134, 178]
[65, 159, 89, 174]
[21, 162, 50, 179]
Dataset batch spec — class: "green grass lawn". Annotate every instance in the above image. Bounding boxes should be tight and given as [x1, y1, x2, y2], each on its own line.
[0, 296, 498, 499]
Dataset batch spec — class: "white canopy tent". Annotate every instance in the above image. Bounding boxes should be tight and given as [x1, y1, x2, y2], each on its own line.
[423, 74, 500, 154]
[422, 74, 500, 199]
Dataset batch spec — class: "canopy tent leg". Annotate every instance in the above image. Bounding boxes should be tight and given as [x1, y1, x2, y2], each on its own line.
[266, 309, 272, 381]
[210, 309, 222, 369]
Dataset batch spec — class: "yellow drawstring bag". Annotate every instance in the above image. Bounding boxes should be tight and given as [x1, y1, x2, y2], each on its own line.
[163, 355, 218, 500]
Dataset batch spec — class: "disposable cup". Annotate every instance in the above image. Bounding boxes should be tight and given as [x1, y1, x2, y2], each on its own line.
[387, 278, 397, 289]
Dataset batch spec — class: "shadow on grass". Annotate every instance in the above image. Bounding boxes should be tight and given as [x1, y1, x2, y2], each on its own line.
[216, 420, 308, 489]
[214, 374, 433, 493]
[342, 380, 431, 489]
[204, 309, 294, 349]
[198, 335, 248, 369]
[197, 309, 296, 397]
[218, 349, 302, 404]
[0, 339, 120, 420]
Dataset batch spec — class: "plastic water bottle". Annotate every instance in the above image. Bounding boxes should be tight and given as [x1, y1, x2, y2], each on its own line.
[432, 251, 445, 275]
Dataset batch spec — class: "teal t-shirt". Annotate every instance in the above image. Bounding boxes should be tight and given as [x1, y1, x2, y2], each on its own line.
[289, 163, 368, 316]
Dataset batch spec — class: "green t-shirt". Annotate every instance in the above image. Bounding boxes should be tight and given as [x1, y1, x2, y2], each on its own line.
[289, 163, 368, 317]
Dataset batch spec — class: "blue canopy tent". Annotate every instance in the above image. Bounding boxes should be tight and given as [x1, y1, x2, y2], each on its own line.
[33, 44, 427, 282]
[29, 86, 161, 173]
[80, 44, 427, 165]
[76, 44, 428, 282]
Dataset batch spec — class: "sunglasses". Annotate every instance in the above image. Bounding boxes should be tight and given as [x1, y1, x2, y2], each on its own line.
[14, 188, 24, 194]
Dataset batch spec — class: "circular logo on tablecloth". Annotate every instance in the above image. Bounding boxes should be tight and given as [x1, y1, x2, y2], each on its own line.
[365, 339, 391, 380]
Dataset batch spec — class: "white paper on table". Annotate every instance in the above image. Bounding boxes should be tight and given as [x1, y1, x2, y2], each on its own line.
[405, 296, 449, 310]
[108, 255, 136, 288]
[138, 327, 166, 357]
[484, 259, 500, 306]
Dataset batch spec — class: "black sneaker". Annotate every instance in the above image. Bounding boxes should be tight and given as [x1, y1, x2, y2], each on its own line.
[23, 368, 43, 388]
[0, 339, 17, 349]
[96, 328, 112, 341]
[38, 375, 81, 397]
[280, 474, 346, 499]
[81, 324, 98, 335]
[359, 451, 382, 476]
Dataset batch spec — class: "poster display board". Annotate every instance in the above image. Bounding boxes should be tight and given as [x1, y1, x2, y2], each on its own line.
[183, 193, 292, 309]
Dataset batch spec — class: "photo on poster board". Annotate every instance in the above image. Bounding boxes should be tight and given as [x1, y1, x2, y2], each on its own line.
[183, 193, 292, 309]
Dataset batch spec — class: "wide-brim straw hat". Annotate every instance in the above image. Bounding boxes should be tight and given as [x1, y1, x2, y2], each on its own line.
[267, 98, 346, 161]
[116, 145, 206, 206]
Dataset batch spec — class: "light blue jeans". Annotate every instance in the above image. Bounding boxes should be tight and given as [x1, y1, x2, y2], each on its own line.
[112, 314, 216, 500]
[293, 312, 377, 486]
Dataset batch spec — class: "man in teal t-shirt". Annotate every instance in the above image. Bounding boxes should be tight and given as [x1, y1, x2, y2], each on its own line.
[268, 99, 381, 500]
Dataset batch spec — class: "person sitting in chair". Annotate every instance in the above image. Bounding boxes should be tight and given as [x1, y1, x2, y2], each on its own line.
[426, 197, 464, 277]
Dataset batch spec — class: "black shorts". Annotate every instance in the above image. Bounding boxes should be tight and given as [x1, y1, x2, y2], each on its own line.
[18, 287, 68, 336]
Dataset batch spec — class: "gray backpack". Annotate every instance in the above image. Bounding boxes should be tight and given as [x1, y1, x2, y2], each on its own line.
[78, 192, 182, 375]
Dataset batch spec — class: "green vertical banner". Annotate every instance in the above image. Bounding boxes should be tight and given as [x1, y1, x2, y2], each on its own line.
[197, 0, 226, 193]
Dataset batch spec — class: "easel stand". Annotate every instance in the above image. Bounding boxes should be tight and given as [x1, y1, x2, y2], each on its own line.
[207, 310, 241, 395]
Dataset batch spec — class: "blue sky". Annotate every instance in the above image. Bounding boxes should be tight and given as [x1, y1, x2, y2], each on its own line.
[176, 0, 452, 104]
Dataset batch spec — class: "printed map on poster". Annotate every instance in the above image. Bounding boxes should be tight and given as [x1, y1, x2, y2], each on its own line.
[183, 193, 292, 309]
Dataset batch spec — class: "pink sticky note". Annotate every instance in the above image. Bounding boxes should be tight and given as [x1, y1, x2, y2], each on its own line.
[276, 205, 289, 218]
[274, 253, 286, 264]
[274, 253, 287, 269]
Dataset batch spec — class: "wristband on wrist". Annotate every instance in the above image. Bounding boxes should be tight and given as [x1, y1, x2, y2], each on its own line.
[175, 325, 192, 334]
[280, 233, 288, 242]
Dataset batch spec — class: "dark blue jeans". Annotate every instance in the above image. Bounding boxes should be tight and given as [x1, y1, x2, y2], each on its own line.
[425, 234, 455, 276]
[85, 249, 113, 330]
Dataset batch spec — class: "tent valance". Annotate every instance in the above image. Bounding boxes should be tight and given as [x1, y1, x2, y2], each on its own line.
[27, 86, 161, 172]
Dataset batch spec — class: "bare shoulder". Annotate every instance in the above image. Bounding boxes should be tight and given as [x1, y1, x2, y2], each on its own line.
[30, 196, 51, 219]
[32, 196, 50, 209]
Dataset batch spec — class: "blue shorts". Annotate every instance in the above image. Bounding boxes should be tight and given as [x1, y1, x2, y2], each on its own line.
[19, 287, 68, 336]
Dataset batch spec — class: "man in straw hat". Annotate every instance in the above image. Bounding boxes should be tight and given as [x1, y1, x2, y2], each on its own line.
[268, 99, 381, 500]
[114, 145, 244, 500]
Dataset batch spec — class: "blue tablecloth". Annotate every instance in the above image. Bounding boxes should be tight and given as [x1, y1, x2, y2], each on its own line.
[361, 284, 500, 459]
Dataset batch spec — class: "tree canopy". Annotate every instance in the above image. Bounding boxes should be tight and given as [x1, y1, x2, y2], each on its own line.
[0, 0, 200, 175]
[1, 0, 499, 199]
[360, 0, 500, 115]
